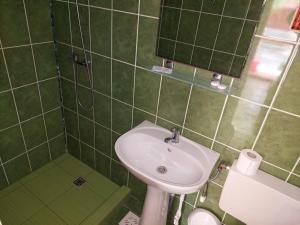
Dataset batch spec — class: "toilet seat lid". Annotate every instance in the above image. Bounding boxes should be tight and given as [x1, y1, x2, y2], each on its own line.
[188, 208, 221, 225]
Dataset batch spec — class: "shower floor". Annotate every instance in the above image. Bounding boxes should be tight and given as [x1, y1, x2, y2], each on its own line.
[0, 154, 130, 225]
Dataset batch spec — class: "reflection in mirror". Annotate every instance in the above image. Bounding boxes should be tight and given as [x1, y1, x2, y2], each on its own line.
[156, 0, 265, 78]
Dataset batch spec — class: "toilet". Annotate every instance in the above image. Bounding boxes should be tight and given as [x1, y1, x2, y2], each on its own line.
[188, 208, 221, 225]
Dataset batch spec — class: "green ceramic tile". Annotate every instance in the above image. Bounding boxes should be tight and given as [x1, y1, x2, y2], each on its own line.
[133, 109, 155, 127]
[182, 129, 212, 148]
[182, 0, 202, 10]
[111, 132, 121, 162]
[33, 43, 57, 80]
[137, 17, 161, 67]
[61, 79, 77, 111]
[126, 195, 143, 215]
[95, 124, 111, 156]
[196, 182, 224, 219]
[56, 44, 74, 81]
[163, 0, 182, 8]
[56, 154, 92, 178]
[113, 0, 138, 13]
[0, 0, 29, 46]
[0, 91, 18, 130]
[191, 47, 212, 70]
[0, 167, 8, 191]
[223, 214, 246, 225]
[4, 47, 36, 88]
[76, 86, 94, 119]
[288, 175, 300, 188]
[156, 118, 183, 133]
[23, 164, 73, 204]
[80, 142, 95, 168]
[157, 38, 176, 59]
[274, 51, 300, 115]
[70, 5, 90, 49]
[158, 77, 190, 125]
[211, 143, 239, 186]
[112, 61, 134, 104]
[209, 51, 233, 75]
[202, 0, 225, 14]
[128, 174, 146, 201]
[44, 109, 63, 139]
[52, 1, 71, 43]
[134, 68, 160, 114]
[247, 0, 264, 20]
[113, 12, 137, 64]
[25, 0, 53, 42]
[49, 135, 66, 160]
[215, 18, 244, 54]
[174, 42, 193, 64]
[0, 182, 22, 199]
[14, 84, 42, 121]
[49, 185, 104, 225]
[39, 79, 60, 111]
[195, 14, 220, 49]
[177, 11, 199, 44]
[140, 0, 161, 17]
[64, 108, 79, 138]
[4, 155, 31, 184]
[86, 171, 119, 198]
[185, 87, 225, 138]
[22, 206, 67, 225]
[223, 0, 250, 18]
[0, 186, 43, 225]
[90, 0, 111, 8]
[79, 116, 94, 146]
[112, 100, 132, 134]
[95, 151, 111, 178]
[111, 161, 128, 186]
[28, 143, 50, 171]
[21, 116, 47, 149]
[67, 135, 81, 159]
[0, 126, 26, 162]
[92, 53, 111, 95]
[236, 21, 256, 56]
[232, 39, 292, 105]
[229, 56, 246, 78]
[159, 7, 180, 40]
[90, 8, 111, 57]
[0, 53, 10, 92]
[216, 97, 267, 150]
[259, 161, 289, 181]
[255, 110, 300, 171]
[94, 92, 111, 128]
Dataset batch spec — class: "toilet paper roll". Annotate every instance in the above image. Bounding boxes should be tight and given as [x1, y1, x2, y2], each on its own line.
[236, 149, 262, 176]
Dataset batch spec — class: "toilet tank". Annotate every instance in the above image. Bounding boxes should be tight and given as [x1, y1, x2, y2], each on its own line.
[219, 160, 300, 225]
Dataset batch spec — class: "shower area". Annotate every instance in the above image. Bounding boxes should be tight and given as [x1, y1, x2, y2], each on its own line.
[0, 0, 137, 224]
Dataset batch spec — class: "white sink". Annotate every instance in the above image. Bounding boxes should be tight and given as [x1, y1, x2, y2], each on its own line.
[115, 121, 220, 225]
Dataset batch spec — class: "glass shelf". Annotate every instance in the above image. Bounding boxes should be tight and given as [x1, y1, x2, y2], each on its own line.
[145, 66, 235, 96]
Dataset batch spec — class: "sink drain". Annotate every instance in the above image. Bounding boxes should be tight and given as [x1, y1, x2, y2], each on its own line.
[157, 166, 167, 174]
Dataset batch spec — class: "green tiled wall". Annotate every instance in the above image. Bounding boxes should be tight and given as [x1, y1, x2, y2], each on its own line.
[157, 0, 264, 78]
[52, 0, 300, 224]
[0, 0, 66, 190]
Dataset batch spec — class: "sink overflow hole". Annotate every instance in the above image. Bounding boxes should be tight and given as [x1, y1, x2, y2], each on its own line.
[157, 166, 167, 174]
[73, 177, 86, 186]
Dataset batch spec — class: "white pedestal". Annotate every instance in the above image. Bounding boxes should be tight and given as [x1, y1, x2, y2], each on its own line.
[139, 185, 170, 225]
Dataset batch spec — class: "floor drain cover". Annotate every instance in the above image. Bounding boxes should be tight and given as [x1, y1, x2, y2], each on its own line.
[119, 211, 139, 225]
[157, 166, 167, 174]
[73, 177, 86, 187]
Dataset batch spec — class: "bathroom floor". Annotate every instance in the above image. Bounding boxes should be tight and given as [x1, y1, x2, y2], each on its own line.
[0, 154, 130, 225]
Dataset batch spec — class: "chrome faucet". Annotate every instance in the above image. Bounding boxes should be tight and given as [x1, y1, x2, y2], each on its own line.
[164, 128, 180, 143]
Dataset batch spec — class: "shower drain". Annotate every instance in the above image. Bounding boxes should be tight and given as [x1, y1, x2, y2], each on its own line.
[157, 166, 167, 174]
[119, 211, 139, 225]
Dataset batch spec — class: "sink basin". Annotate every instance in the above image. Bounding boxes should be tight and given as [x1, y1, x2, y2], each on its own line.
[115, 121, 219, 194]
[115, 121, 219, 225]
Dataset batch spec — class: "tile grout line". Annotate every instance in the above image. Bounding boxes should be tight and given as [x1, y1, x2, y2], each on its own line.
[0, 38, 33, 172]
[210, 78, 234, 150]
[286, 156, 300, 182]
[22, 0, 53, 160]
[0, 156, 10, 185]
[171, 0, 184, 60]
[0, 40, 54, 50]
[154, 59, 164, 124]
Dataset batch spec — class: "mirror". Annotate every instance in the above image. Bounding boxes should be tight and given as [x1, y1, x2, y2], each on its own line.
[156, 0, 265, 78]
